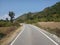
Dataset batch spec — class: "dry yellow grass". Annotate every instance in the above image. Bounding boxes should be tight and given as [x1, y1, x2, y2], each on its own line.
[0, 26, 17, 34]
[0, 26, 22, 45]
[35, 22, 60, 37]
[37, 22, 60, 29]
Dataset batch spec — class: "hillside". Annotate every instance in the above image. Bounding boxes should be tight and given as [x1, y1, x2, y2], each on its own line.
[16, 2, 60, 23]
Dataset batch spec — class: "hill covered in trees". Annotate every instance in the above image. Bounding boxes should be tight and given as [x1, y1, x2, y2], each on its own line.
[16, 2, 60, 23]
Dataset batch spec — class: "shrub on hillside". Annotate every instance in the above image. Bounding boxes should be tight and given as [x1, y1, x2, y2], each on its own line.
[0, 22, 12, 27]
[0, 21, 20, 27]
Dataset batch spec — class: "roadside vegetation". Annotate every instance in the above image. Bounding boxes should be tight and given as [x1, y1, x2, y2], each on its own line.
[0, 11, 20, 42]
[16, 2, 60, 23]
[34, 22, 60, 37]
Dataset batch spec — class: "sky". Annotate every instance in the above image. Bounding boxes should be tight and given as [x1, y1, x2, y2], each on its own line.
[0, 0, 60, 19]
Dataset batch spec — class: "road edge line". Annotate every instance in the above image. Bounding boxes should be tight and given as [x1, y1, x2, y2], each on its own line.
[30, 25, 59, 45]
[10, 25, 25, 45]
[39, 30, 58, 45]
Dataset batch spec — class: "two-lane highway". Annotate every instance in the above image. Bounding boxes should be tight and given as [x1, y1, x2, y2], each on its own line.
[10, 24, 59, 45]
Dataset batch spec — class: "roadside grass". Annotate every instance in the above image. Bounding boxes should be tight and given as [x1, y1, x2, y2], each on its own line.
[0, 21, 20, 39]
[46, 28, 60, 37]
[0, 26, 17, 40]
[0, 26, 21, 45]
[34, 22, 60, 37]
[0, 26, 22, 45]
[0, 21, 21, 45]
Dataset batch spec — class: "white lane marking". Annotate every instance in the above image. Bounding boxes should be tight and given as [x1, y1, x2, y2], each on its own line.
[30, 25, 59, 45]
[10, 25, 25, 45]
[38, 29, 59, 45]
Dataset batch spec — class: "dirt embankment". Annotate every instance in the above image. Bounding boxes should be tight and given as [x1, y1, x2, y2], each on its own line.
[35, 22, 60, 37]
[37, 22, 60, 29]
[0, 26, 22, 45]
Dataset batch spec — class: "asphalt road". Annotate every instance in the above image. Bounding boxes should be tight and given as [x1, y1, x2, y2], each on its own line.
[10, 24, 59, 45]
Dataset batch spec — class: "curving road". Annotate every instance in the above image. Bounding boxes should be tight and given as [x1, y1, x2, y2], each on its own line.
[10, 24, 59, 45]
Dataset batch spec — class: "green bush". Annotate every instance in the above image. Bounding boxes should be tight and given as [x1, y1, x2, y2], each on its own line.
[0, 21, 12, 27]
[0, 21, 20, 27]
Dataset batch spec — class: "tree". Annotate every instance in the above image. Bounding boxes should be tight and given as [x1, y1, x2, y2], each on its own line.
[9, 11, 15, 23]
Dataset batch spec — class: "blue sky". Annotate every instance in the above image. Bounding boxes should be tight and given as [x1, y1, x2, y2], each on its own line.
[0, 0, 60, 19]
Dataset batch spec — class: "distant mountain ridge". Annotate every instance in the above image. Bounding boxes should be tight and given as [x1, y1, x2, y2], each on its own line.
[16, 2, 60, 23]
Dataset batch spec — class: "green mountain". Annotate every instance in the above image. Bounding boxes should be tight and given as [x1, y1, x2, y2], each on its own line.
[16, 2, 60, 23]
